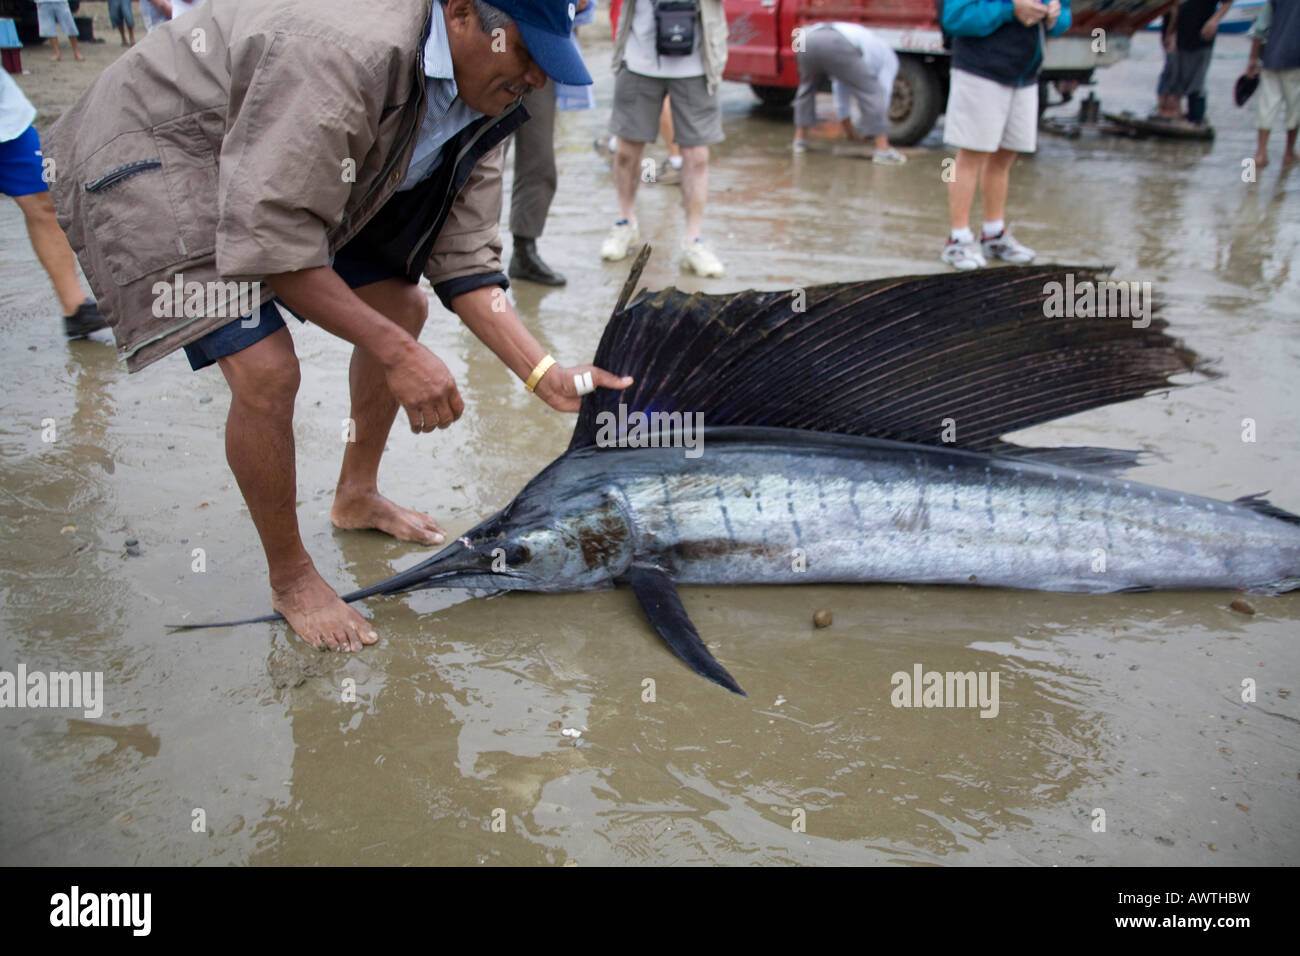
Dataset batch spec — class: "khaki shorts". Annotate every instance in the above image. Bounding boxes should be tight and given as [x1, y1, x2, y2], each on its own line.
[943, 68, 1038, 153]
[610, 68, 724, 147]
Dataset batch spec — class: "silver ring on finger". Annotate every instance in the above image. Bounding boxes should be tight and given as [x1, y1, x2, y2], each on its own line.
[573, 371, 595, 396]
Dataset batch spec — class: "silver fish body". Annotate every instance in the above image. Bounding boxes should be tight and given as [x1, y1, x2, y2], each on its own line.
[494, 428, 1300, 596]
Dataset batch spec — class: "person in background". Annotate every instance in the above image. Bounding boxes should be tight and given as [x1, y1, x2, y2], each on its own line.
[140, 0, 174, 33]
[0, 69, 106, 337]
[939, 0, 1071, 271]
[509, 0, 596, 286]
[107, 0, 135, 45]
[597, 0, 681, 183]
[791, 21, 906, 165]
[1248, 0, 1299, 168]
[1155, 0, 1234, 125]
[601, 0, 729, 277]
[32, 0, 83, 61]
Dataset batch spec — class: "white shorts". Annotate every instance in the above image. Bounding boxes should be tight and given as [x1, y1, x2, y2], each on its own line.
[1257, 68, 1300, 131]
[943, 69, 1038, 153]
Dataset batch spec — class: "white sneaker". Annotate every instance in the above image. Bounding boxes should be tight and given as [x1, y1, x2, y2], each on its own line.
[681, 238, 724, 277]
[940, 237, 987, 271]
[601, 220, 639, 262]
[872, 147, 907, 165]
[981, 228, 1036, 264]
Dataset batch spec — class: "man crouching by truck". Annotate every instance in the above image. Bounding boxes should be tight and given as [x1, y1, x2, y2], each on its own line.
[939, 0, 1071, 270]
[45, 0, 632, 652]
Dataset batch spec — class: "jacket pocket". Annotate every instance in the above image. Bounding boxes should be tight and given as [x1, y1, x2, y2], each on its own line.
[80, 113, 221, 286]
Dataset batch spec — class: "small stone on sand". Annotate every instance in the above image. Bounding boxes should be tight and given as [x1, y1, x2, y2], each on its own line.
[813, 609, 832, 628]
[1229, 598, 1255, 616]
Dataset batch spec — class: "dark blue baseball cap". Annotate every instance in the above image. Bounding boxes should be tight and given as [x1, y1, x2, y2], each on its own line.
[489, 0, 593, 85]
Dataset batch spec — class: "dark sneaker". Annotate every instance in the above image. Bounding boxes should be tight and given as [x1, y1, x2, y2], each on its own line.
[64, 300, 108, 339]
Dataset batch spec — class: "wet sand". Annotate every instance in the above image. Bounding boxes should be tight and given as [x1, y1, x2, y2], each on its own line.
[1, 12, 1297, 865]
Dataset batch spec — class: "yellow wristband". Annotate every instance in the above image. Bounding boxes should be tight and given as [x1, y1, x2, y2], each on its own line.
[524, 354, 556, 393]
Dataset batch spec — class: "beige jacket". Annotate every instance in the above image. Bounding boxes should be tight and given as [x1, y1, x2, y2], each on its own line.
[46, 0, 508, 372]
[611, 0, 729, 95]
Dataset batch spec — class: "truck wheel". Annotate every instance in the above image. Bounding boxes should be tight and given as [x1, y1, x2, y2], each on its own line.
[750, 84, 797, 108]
[889, 57, 944, 147]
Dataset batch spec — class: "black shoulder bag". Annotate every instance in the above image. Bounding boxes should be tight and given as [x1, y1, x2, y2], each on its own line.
[654, 0, 698, 57]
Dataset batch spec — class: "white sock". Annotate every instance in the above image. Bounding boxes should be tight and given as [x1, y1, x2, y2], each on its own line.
[982, 220, 1005, 238]
[668, 154, 683, 170]
[951, 227, 974, 244]
[609, 135, 617, 152]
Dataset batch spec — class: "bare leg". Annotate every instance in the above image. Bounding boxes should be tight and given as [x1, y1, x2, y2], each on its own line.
[613, 136, 646, 221]
[12, 191, 88, 315]
[947, 148, 990, 232]
[874, 134, 891, 151]
[49, 36, 61, 61]
[330, 279, 445, 545]
[216, 328, 377, 652]
[979, 148, 1018, 227]
[679, 144, 708, 243]
[660, 97, 680, 160]
[1256, 128, 1270, 168]
[1283, 126, 1298, 164]
[68, 35, 83, 61]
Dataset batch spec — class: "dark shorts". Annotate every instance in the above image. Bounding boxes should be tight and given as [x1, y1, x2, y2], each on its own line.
[0, 125, 49, 198]
[182, 252, 400, 371]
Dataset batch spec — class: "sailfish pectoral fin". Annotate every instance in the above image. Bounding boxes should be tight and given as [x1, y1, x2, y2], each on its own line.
[621, 563, 746, 697]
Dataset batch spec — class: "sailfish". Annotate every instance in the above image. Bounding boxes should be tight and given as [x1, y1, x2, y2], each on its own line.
[177, 251, 1300, 695]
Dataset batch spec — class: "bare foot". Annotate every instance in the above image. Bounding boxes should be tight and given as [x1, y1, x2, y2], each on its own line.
[1256, 152, 1270, 169]
[51, 54, 62, 62]
[271, 564, 378, 652]
[331, 489, 445, 545]
[1283, 151, 1298, 166]
[74, 52, 85, 61]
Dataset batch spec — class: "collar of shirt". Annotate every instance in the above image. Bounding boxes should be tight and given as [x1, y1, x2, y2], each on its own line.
[399, 2, 485, 192]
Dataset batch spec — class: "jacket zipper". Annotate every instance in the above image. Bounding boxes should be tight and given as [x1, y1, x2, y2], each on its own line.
[403, 101, 522, 276]
[84, 159, 162, 193]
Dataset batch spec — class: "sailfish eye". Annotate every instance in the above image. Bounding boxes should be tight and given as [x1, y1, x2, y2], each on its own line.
[506, 543, 531, 566]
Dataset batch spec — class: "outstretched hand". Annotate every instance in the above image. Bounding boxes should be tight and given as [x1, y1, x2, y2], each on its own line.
[536, 364, 634, 413]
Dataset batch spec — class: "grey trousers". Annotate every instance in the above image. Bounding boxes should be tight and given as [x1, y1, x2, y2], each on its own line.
[510, 79, 557, 239]
[793, 27, 890, 137]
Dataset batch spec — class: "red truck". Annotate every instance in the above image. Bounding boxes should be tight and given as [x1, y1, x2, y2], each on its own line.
[725, 0, 1174, 144]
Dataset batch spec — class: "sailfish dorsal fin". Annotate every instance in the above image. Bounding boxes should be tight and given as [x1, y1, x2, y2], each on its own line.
[570, 256, 1199, 463]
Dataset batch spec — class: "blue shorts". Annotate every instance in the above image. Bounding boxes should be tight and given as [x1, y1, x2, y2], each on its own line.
[182, 253, 401, 371]
[0, 126, 49, 198]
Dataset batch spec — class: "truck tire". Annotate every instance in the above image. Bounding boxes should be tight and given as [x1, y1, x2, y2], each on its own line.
[750, 84, 797, 108]
[889, 56, 944, 147]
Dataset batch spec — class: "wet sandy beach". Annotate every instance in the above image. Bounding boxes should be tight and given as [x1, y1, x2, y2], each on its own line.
[1, 12, 1297, 865]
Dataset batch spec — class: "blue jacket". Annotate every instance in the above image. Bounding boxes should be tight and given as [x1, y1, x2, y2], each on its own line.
[944, 0, 1073, 88]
